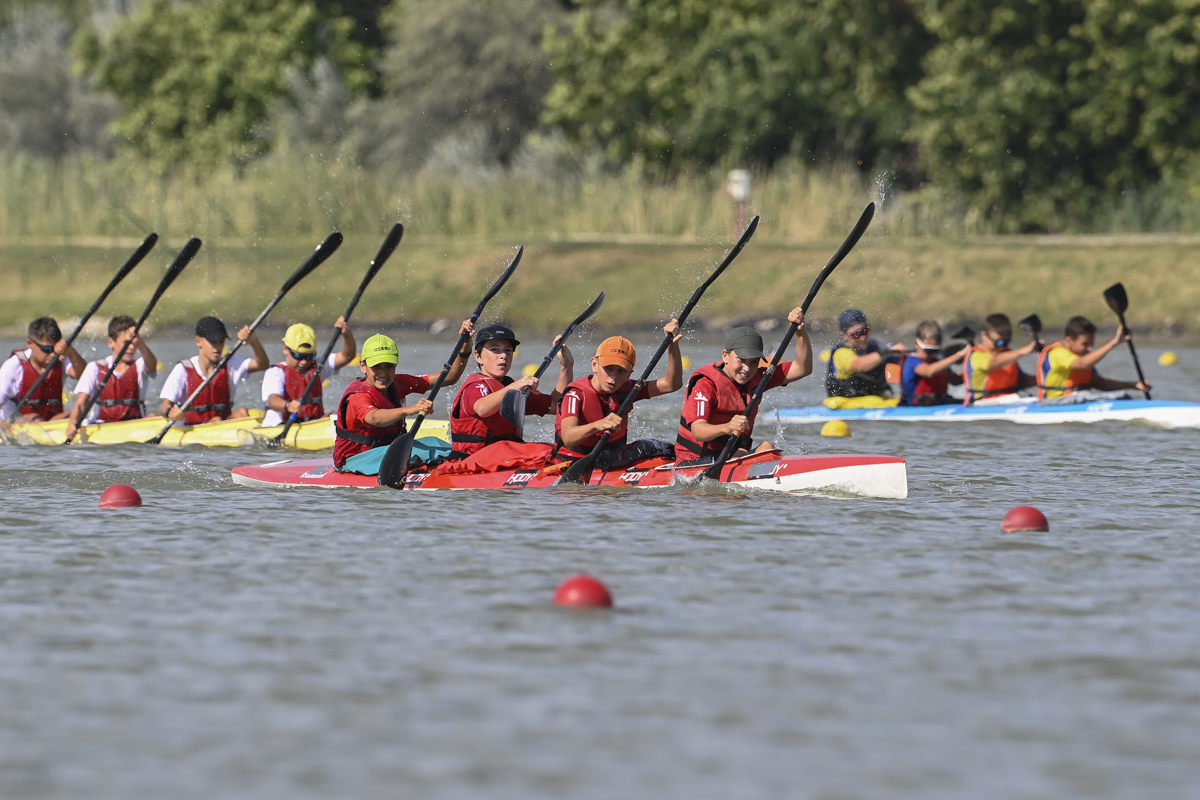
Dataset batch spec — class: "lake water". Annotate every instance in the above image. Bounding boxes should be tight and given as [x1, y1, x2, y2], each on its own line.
[3, 333, 1199, 799]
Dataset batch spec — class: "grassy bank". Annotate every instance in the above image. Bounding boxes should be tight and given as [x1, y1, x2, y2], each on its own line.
[3, 233, 1199, 341]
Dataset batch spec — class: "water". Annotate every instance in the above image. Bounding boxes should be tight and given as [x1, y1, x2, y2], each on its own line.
[3, 334, 1200, 799]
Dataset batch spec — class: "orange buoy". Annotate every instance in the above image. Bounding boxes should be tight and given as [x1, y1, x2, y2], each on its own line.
[99, 484, 142, 508]
[1001, 505, 1048, 533]
[553, 575, 613, 608]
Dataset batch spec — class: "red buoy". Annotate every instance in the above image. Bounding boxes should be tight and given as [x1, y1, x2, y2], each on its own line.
[1001, 505, 1048, 533]
[553, 575, 613, 608]
[99, 484, 142, 509]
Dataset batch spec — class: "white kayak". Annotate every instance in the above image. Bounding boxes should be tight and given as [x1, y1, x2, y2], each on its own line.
[777, 398, 1200, 428]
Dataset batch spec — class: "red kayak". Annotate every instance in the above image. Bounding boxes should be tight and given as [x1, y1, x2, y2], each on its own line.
[231, 449, 908, 498]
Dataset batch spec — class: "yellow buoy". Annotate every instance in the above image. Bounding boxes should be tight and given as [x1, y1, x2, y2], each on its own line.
[157, 362, 166, 372]
[681, 355, 692, 370]
[819, 348, 831, 362]
[1159, 351, 1178, 366]
[322, 379, 331, 387]
[821, 420, 851, 437]
[349, 355, 360, 366]
[521, 363, 538, 377]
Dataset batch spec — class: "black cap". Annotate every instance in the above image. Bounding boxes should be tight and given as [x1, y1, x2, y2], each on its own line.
[839, 309, 868, 331]
[724, 327, 764, 360]
[195, 316, 229, 342]
[475, 323, 520, 351]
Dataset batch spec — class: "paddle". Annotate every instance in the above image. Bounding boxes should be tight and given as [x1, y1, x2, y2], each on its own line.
[146, 231, 343, 445]
[1017, 313, 1044, 351]
[498, 290, 606, 434]
[702, 203, 875, 482]
[377, 246, 524, 488]
[1103, 282, 1151, 400]
[269, 223, 405, 447]
[65, 238, 201, 444]
[558, 215, 762, 486]
[16, 233, 158, 412]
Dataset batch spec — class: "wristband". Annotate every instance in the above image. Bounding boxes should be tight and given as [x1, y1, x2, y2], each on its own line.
[458, 349, 471, 359]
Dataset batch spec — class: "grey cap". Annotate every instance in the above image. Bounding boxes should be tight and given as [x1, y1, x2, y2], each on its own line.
[724, 327, 764, 360]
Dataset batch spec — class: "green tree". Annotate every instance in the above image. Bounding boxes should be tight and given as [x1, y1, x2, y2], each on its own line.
[909, 0, 1200, 231]
[77, 0, 376, 166]
[542, 0, 934, 173]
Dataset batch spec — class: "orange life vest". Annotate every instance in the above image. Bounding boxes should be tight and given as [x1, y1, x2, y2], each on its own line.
[93, 359, 143, 422]
[13, 349, 63, 419]
[271, 362, 324, 421]
[181, 361, 231, 424]
[1036, 342, 1094, 400]
[962, 345, 1021, 405]
[674, 361, 757, 461]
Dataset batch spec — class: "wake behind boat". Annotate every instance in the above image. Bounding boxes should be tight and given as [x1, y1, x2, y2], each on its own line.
[777, 398, 1200, 428]
[231, 449, 908, 499]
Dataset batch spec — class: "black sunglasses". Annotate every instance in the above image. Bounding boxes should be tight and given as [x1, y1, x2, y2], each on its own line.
[287, 347, 316, 362]
[30, 341, 55, 354]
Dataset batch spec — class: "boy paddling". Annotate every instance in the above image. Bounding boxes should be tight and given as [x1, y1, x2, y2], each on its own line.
[333, 324, 473, 470]
[554, 320, 683, 468]
[159, 316, 269, 424]
[825, 309, 904, 399]
[899, 320, 963, 406]
[0, 317, 86, 423]
[675, 309, 812, 465]
[64, 315, 159, 440]
[449, 324, 573, 456]
[1037, 316, 1151, 401]
[962, 313, 1040, 405]
[260, 319, 356, 427]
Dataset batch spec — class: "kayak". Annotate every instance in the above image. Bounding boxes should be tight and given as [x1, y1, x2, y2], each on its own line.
[4, 415, 450, 448]
[231, 449, 909, 499]
[777, 398, 1200, 428]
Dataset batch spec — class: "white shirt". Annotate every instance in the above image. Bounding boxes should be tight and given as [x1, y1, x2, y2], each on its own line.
[159, 355, 253, 408]
[73, 356, 151, 424]
[0, 350, 75, 421]
[260, 354, 339, 426]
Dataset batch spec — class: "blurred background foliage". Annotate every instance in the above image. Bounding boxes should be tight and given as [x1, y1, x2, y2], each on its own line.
[1, 0, 1199, 236]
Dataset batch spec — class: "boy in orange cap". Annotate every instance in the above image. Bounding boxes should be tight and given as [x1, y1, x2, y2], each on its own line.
[553, 319, 682, 469]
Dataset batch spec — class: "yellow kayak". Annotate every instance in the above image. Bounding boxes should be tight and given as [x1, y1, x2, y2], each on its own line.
[3, 413, 450, 449]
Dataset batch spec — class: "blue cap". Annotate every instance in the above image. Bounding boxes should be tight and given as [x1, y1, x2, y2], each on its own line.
[838, 309, 868, 331]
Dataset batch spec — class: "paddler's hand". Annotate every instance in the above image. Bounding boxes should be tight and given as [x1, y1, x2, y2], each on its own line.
[166, 403, 186, 423]
[334, 316, 350, 334]
[663, 318, 682, 344]
[404, 398, 435, 416]
[65, 421, 78, 440]
[459, 319, 474, 338]
[286, 400, 302, 414]
[1136, 379, 1153, 392]
[553, 335, 574, 369]
[595, 412, 624, 432]
[52, 339, 69, 357]
[237, 325, 258, 345]
[512, 375, 539, 393]
[726, 414, 749, 436]
[1116, 323, 1133, 343]
[787, 307, 805, 328]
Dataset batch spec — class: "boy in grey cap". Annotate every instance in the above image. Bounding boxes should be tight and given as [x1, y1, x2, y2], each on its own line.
[675, 307, 811, 464]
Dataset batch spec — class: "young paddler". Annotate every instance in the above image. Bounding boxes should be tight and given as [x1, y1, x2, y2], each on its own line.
[0, 317, 85, 423]
[63, 315, 159, 440]
[1037, 316, 1151, 401]
[449, 324, 573, 455]
[333, 322, 473, 470]
[159, 316, 269, 424]
[825, 309, 904, 399]
[260, 319, 356, 427]
[899, 320, 962, 406]
[962, 313, 1039, 404]
[553, 320, 682, 467]
[675, 309, 811, 464]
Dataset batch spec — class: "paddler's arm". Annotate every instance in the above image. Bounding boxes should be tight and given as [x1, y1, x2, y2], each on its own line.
[648, 319, 683, 397]
[433, 319, 475, 386]
[552, 338, 574, 403]
[912, 350, 964, 378]
[1070, 324, 1128, 373]
[240, 327, 269, 373]
[848, 343, 906, 374]
[783, 307, 812, 383]
[332, 316, 356, 369]
[987, 338, 1041, 370]
[472, 376, 539, 417]
[134, 332, 158, 378]
[1092, 374, 1152, 393]
[558, 412, 624, 449]
[65, 391, 90, 439]
[56, 339, 86, 380]
[691, 415, 749, 443]
[363, 397, 433, 428]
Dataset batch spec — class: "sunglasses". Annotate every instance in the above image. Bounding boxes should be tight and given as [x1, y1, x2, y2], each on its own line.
[846, 328, 870, 339]
[287, 347, 316, 362]
[30, 341, 56, 354]
[918, 343, 941, 353]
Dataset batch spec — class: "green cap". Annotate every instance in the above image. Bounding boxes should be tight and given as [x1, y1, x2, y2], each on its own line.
[724, 327, 764, 360]
[361, 334, 399, 366]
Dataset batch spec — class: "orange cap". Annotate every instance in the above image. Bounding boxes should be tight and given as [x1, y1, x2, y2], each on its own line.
[596, 336, 636, 370]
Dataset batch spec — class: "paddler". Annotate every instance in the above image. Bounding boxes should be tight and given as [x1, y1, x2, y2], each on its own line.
[553, 320, 683, 470]
[1037, 316, 1151, 401]
[159, 316, 269, 424]
[260, 319, 356, 427]
[899, 320, 963, 406]
[63, 315, 159, 440]
[0, 317, 86, 424]
[449, 324, 574, 456]
[962, 313, 1040, 405]
[675, 310, 811, 465]
[333, 324, 473, 470]
[825, 309, 905, 399]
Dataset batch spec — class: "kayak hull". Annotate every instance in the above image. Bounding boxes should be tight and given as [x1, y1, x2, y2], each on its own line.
[231, 451, 909, 499]
[777, 399, 1200, 428]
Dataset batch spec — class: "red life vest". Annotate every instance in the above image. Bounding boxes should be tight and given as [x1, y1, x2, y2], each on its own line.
[93, 359, 143, 422]
[553, 375, 636, 459]
[962, 345, 1021, 405]
[905, 355, 950, 406]
[1036, 342, 1094, 400]
[333, 378, 404, 469]
[675, 361, 757, 460]
[12, 349, 63, 419]
[181, 361, 231, 424]
[270, 362, 324, 421]
[450, 373, 524, 455]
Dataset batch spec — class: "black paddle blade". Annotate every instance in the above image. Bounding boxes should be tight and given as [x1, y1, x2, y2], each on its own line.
[575, 289, 606, 327]
[122, 233, 160, 277]
[369, 223, 404, 279]
[950, 325, 976, 344]
[377, 434, 413, 488]
[799, 203, 874, 312]
[1103, 283, 1128, 315]
[1018, 314, 1042, 338]
[498, 389, 527, 432]
[282, 231, 343, 294]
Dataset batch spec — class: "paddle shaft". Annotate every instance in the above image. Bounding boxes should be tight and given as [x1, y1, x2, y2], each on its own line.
[703, 202, 876, 481]
[525, 291, 606, 393]
[1114, 310, 1151, 400]
[16, 233, 158, 411]
[65, 238, 200, 444]
[273, 224, 404, 444]
[559, 216, 761, 485]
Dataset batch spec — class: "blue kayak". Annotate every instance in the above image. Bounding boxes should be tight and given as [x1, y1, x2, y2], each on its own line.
[777, 399, 1200, 428]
